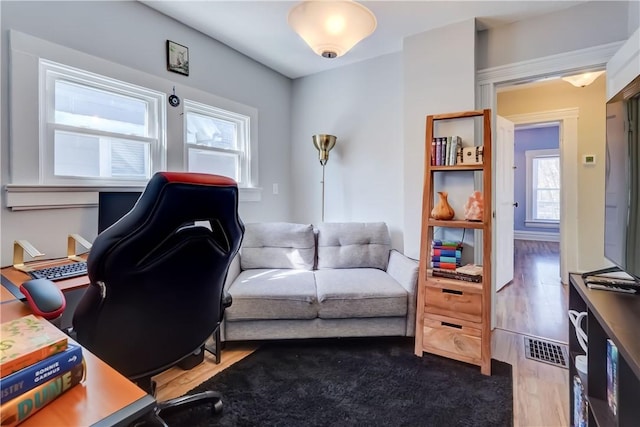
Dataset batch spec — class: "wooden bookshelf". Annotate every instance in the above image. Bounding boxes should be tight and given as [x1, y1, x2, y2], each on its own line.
[414, 109, 493, 375]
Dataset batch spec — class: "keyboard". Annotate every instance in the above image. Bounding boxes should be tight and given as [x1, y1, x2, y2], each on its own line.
[29, 262, 88, 281]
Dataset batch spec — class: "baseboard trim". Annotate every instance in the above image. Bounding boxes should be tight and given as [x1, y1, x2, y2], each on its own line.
[514, 230, 560, 242]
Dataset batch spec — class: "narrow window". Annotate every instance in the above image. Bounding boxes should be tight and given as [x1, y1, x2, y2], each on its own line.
[183, 100, 250, 186]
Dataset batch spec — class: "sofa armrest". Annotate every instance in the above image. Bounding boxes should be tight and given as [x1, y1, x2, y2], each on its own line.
[223, 253, 241, 292]
[386, 249, 419, 336]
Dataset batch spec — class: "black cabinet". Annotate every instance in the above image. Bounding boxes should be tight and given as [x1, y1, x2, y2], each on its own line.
[569, 274, 640, 427]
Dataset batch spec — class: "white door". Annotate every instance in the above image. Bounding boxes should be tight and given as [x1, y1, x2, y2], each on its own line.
[494, 115, 515, 292]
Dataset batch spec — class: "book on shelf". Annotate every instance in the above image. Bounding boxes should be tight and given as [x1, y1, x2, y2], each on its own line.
[607, 338, 618, 418]
[573, 375, 587, 427]
[1, 315, 68, 379]
[431, 262, 457, 270]
[0, 359, 85, 427]
[456, 264, 483, 276]
[432, 240, 463, 249]
[435, 138, 442, 166]
[0, 342, 83, 404]
[431, 138, 437, 166]
[431, 255, 461, 265]
[432, 248, 462, 257]
[431, 268, 482, 283]
[449, 136, 460, 165]
[445, 137, 452, 166]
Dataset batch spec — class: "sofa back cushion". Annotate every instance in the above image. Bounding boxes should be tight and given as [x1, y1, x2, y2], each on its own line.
[240, 222, 315, 270]
[317, 222, 391, 270]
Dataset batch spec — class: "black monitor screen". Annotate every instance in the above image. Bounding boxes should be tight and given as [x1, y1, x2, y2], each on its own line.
[98, 192, 142, 234]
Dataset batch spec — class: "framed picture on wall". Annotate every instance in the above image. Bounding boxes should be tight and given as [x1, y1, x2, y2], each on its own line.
[167, 40, 189, 76]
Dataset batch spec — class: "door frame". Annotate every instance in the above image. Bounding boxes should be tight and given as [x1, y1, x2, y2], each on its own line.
[476, 41, 623, 329]
[504, 109, 579, 285]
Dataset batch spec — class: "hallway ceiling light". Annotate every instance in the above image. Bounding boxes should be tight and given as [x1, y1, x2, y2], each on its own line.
[561, 71, 605, 87]
[288, 0, 377, 59]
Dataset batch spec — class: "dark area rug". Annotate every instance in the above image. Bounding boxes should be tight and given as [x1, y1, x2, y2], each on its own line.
[162, 338, 513, 427]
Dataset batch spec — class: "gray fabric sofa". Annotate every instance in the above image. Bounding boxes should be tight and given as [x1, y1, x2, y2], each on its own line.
[220, 222, 419, 342]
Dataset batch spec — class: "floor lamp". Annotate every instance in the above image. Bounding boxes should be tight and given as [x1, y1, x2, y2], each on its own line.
[312, 134, 337, 222]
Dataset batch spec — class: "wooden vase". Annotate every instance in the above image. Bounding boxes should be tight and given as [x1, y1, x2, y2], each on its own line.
[431, 191, 455, 220]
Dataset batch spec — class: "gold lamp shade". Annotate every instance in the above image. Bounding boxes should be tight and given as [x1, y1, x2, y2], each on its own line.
[312, 134, 337, 165]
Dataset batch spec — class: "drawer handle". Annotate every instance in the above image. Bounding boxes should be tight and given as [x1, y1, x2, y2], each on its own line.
[441, 322, 462, 329]
[442, 289, 463, 295]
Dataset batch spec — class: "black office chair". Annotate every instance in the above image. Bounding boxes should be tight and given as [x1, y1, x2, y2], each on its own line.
[72, 171, 244, 425]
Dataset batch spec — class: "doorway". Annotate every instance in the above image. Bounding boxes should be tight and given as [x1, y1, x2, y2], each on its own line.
[492, 76, 606, 343]
[477, 43, 616, 334]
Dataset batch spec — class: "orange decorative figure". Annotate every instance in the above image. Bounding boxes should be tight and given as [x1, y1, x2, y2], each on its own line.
[464, 191, 483, 221]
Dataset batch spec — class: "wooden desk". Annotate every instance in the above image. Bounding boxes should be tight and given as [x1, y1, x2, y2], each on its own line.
[1, 259, 90, 299]
[1, 265, 156, 426]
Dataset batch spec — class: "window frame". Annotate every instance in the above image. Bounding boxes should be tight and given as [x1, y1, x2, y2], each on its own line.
[39, 59, 166, 186]
[183, 99, 252, 187]
[525, 148, 560, 227]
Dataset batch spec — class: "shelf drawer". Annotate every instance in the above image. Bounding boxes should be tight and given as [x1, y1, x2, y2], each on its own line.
[424, 285, 482, 323]
[422, 315, 481, 362]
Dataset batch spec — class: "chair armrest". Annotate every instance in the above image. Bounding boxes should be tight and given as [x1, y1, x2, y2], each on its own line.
[222, 291, 233, 309]
[386, 249, 419, 336]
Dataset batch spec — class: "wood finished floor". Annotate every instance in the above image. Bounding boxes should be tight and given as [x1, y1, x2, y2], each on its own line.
[496, 239, 568, 343]
[154, 240, 569, 426]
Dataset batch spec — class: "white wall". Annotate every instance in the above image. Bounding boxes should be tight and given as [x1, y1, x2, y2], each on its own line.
[290, 53, 405, 250]
[0, 1, 292, 266]
[402, 19, 478, 259]
[476, 1, 630, 70]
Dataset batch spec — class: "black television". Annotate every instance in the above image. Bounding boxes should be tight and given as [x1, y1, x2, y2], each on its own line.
[603, 74, 640, 282]
[97, 191, 142, 234]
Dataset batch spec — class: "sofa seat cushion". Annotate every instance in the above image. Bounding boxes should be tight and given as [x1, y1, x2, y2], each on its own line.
[314, 269, 407, 319]
[240, 222, 315, 270]
[225, 269, 318, 321]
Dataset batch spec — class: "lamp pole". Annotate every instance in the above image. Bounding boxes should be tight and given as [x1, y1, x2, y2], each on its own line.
[312, 134, 337, 223]
[321, 163, 326, 222]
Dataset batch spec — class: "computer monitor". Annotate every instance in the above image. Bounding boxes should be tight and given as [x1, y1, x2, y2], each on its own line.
[97, 191, 142, 234]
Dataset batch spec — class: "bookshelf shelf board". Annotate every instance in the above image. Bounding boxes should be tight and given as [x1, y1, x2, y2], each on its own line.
[431, 111, 487, 120]
[431, 165, 484, 171]
[425, 275, 484, 293]
[427, 219, 485, 229]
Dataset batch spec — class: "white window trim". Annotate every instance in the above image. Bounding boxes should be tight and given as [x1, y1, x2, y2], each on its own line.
[5, 184, 261, 211]
[39, 59, 166, 186]
[7, 30, 261, 209]
[525, 148, 560, 227]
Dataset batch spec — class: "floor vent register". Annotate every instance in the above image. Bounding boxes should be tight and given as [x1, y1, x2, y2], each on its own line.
[523, 336, 568, 368]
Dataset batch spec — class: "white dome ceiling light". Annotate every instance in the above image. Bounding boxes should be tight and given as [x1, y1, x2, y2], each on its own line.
[288, 1, 377, 59]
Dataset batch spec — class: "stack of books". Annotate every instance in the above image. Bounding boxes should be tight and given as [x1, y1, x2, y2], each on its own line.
[431, 136, 462, 166]
[432, 263, 483, 283]
[431, 240, 462, 271]
[0, 315, 85, 426]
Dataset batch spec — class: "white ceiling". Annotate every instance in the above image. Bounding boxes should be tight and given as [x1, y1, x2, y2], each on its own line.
[143, 1, 587, 79]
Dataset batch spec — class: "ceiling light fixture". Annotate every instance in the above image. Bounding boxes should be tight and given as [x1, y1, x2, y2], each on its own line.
[288, 0, 377, 59]
[562, 71, 605, 87]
